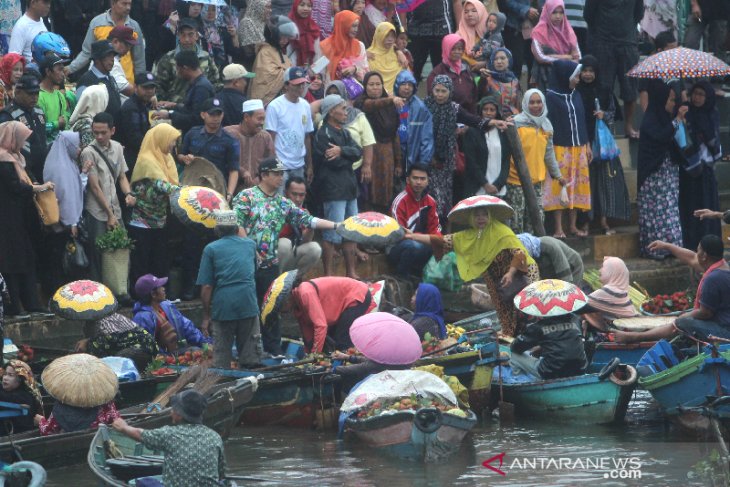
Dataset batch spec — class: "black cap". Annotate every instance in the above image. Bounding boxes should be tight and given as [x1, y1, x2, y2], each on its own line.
[170, 389, 207, 424]
[258, 157, 286, 174]
[201, 97, 224, 114]
[91, 40, 115, 60]
[39, 53, 68, 72]
[15, 74, 40, 93]
[178, 17, 199, 31]
[135, 71, 158, 87]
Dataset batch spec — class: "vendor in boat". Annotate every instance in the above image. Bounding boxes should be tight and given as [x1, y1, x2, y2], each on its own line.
[112, 389, 226, 486]
[582, 257, 638, 332]
[614, 235, 730, 343]
[516, 233, 584, 284]
[289, 277, 376, 354]
[405, 204, 540, 337]
[76, 313, 158, 372]
[132, 274, 213, 353]
[409, 283, 447, 340]
[510, 280, 588, 379]
[0, 360, 43, 434]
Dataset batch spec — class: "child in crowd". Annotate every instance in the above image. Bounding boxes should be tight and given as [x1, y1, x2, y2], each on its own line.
[474, 12, 505, 64]
[396, 31, 413, 73]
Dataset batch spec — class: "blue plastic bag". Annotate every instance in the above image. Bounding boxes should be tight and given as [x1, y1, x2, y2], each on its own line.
[101, 356, 140, 382]
[592, 119, 620, 161]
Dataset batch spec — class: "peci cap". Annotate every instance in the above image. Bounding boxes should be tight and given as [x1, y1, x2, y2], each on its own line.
[134, 274, 169, 299]
[108, 25, 138, 45]
[214, 209, 238, 228]
[136, 71, 158, 87]
[284, 66, 308, 85]
[201, 97, 224, 114]
[258, 157, 286, 173]
[242, 99, 264, 112]
[91, 40, 116, 60]
[320, 94, 345, 117]
[222, 63, 255, 81]
[15, 74, 40, 93]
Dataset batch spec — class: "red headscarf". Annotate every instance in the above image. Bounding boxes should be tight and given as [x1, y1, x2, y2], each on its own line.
[441, 33, 465, 75]
[289, 0, 321, 66]
[0, 54, 25, 87]
[530, 0, 577, 55]
[320, 10, 361, 80]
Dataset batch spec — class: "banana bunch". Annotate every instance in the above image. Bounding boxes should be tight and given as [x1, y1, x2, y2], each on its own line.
[446, 324, 466, 340]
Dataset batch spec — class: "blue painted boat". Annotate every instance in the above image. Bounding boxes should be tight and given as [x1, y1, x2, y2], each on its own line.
[345, 408, 477, 462]
[588, 341, 657, 373]
[492, 364, 638, 424]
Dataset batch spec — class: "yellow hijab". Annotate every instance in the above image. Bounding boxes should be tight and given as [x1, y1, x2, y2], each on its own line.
[452, 210, 535, 282]
[367, 22, 400, 95]
[131, 124, 181, 185]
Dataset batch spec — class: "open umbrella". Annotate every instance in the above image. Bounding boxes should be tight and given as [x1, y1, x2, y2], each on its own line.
[181, 157, 227, 197]
[170, 186, 229, 234]
[261, 270, 298, 326]
[41, 354, 119, 408]
[448, 195, 514, 225]
[336, 212, 404, 247]
[627, 47, 730, 79]
[514, 279, 588, 318]
[49, 280, 118, 321]
[349, 312, 422, 365]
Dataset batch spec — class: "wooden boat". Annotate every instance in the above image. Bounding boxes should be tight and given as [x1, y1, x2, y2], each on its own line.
[0, 376, 258, 468]
[588, 341, 657, 373]
[492, 364, 638, 424]
[344, 408, 477, 462]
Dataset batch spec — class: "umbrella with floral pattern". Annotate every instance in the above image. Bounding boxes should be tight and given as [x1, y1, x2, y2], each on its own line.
[49, 280, 118, 321]
[170, 186, 229, 234]
[627, 47, 730, 79]
[336, 212, 404, 247]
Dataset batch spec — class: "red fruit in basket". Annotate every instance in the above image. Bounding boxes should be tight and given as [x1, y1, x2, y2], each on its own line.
[165, 356, 175, 364]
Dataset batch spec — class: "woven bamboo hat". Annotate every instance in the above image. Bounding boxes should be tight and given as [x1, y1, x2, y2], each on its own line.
[41, 354, 119, 408]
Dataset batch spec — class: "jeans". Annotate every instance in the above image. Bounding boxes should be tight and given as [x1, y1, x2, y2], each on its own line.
[387, 239, 433, 278]
[509, 351, 542, 379]
[278, 239, 322, 274]
[212, 316, 263, 368]
[322, 199, 358, 243]
[255, 265, 282, 355]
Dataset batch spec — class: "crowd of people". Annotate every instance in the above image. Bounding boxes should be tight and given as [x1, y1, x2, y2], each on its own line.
[0, 0, 728, 359]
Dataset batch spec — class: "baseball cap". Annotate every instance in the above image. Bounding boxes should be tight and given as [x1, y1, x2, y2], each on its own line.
[178, 17, 199, 31]
[222, 63, 255, 81]
[284, 67, 308, 85]
[39, 53, 68, 71]
[201, 98, 224, 114]
[108, 25, 138, 45]
[135, 71, 158, 87]
[15, 74, 40, 93]
[258, 157, 286, 173]
[91, 40, 115, 60]
[134, 274, 169, 299]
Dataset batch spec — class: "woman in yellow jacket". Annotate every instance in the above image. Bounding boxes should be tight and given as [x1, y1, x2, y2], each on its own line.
[505, 89, 566, 234]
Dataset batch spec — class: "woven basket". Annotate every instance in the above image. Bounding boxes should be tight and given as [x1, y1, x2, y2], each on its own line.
[101, 249, 130, 296]
[470, 283, 494, 310]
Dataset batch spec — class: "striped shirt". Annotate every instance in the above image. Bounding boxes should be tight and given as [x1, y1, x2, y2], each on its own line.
[564, 0, 587, 29]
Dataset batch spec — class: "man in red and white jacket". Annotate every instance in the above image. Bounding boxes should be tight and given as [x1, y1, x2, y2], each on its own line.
[389, 164, 442, 278]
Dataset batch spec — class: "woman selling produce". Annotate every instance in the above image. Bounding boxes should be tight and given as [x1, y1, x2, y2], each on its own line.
[0, 360, 43, 434]
[406, 198, 539, 337]
[409, 283, 446, 340]
[76, 313, 158, 372]
[583, 257, 637, 332]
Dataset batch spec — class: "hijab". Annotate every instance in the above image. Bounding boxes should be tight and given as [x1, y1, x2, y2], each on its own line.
[530, 0, 577, 55]
[413, 283, 446, 339]
[478, 94, 502, 120]
[686, 80, 719, 147]
[514, 88, 553, 132]
[321, 10, 362, 80]
[238, 0, 269, 46]
[7, 359, 43, 410]
[457, 0, 488, 56]
[355, 71, 399, 142]
[425, 74, 458, 168]
[0, 121, 33, 185]
[638, 79, 675, 189]
[131, 124, 182, 185]
[441, 33, 465, 75]
[452, 209, 535, 282]
[326, 80, 362, 125]
[488, 47, 516, 83]
[546, 60, 587, 146]
[43, 131, 83, 226]
[69, 85, 109, 126]
[0, 53, 25, 87]
[588, 257, 637, 318]
[366, 22, 399, 94]
[289, 0, 321, 66]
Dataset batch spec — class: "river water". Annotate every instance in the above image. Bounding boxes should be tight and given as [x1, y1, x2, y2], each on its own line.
[45, 390, 725, 486]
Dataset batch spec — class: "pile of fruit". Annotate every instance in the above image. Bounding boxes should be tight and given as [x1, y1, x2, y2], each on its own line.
[641, 291, 693, 315]
[446, 324, 466, 340]
[147, 344, 214, 374]
[421, 333, 441, 354]
[355, 395, 467, 419]
[15, 345, 34, 363]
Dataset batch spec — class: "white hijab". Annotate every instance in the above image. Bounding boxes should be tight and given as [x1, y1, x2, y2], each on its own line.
[69, 85, 109, 126]
[514, 88, 553, 133]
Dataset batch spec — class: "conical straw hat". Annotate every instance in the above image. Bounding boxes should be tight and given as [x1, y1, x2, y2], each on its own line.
[41, 354, 119, 408]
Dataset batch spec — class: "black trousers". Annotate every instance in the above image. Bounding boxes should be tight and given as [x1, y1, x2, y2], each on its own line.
[129, 226, 170, 299]
[327, 291, 372, 352]
[3, 272, 41, 315]
[255, 265, 283, 355]
[408, 35, 444, 83]
[503, 26, 532, 81]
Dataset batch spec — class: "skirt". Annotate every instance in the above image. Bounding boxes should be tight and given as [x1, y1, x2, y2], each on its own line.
[543, 145, 591, 212]
[369, 141, 397, 209]
[590, 157, 632, 221]
[638, 158, 683, 258]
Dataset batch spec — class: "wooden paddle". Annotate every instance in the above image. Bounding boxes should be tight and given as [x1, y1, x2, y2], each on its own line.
[142, 365, 202, 412]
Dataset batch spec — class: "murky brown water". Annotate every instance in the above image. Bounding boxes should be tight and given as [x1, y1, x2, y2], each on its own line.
[45, 391, 726, 486]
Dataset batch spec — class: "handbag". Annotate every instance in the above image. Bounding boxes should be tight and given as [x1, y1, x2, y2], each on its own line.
[340, 76, 364, 100]
[495, 272, 530, 303]
[592, 119, 620, 161]
[454, 146, 466, 175]
[62, 238, 89, 276]
[34, 188, 60, 226]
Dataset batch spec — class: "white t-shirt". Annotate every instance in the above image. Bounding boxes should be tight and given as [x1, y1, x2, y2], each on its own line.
[9, 14, 47, 63]
[265, 95, 314, 170]
[111, 56, 130, 103]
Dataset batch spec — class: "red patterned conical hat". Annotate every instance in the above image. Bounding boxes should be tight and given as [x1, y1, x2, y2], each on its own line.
[514, 279, 587, 317]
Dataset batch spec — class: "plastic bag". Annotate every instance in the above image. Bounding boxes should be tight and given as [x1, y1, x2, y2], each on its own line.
[592, 119, 620, 161]
[423, 251, 463, 292]
[62, 238, 89, 276]
[559, 185, 570, 207]
[101, 356, 140, 382]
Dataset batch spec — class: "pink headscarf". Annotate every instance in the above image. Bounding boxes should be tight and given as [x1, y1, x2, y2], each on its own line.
[530, 0, 577, 56]
[587, 257, 637, 319]
[457, 0, 488, 57]
[441, 33, 465, 75]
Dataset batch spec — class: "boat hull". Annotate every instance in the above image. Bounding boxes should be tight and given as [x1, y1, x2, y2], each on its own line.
[345, 408, 477, 462]
[588, 341, 657, 373]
